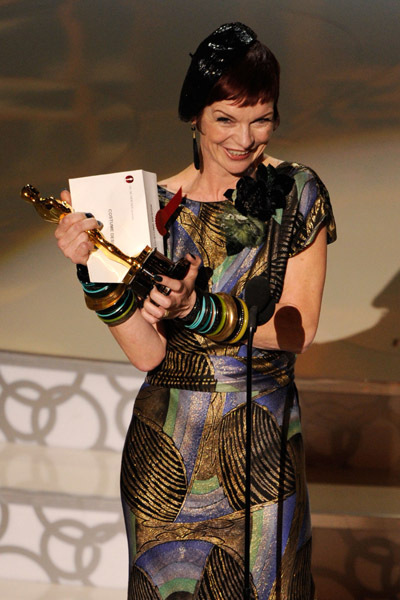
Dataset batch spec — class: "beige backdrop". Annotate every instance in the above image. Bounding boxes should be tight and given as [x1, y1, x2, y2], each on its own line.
[1, 0, 399, 382]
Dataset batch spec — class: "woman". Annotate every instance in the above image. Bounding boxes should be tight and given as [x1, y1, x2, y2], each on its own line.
[56, 22, 336, 600]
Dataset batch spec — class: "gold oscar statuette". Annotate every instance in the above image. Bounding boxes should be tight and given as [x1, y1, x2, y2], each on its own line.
[21, 184, 189, 298]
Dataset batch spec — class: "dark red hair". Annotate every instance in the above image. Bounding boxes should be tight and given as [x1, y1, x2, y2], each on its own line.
[204, 41, 280, 125]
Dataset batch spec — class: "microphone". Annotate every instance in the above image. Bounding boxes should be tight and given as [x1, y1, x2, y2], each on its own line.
[244, 276, 276, 330]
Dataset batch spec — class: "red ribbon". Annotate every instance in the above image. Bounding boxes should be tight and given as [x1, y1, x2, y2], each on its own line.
[155, 187, 183, 236]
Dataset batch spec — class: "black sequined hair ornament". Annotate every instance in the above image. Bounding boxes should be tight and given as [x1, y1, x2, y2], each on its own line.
[179, 22, 257, 122]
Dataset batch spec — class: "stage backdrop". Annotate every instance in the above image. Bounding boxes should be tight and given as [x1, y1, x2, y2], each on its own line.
[1, 0, 399, 382]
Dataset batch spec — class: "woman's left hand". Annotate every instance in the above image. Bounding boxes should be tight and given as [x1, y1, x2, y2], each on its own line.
[141, 253, 202, 324]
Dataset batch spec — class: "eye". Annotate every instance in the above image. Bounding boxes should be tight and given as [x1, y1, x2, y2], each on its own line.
[216, 117, 232, 123]
[255, 117, 273, 123]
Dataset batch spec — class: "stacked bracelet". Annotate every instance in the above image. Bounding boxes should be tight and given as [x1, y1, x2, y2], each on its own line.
[94, 287, 137, 326]
[178, 290, 203, 324]
[180, 290, 249, 344]
[81, 282, 126, 311]
[78, 271, 137, 326]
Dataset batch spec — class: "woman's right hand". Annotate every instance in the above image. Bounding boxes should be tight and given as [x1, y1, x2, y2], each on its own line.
[141, 254, 201, 324]
[54, 190, 99, 265]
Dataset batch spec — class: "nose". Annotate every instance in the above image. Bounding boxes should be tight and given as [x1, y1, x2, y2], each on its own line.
[237, 123, 254, 150]
[236, 124, 254, 149]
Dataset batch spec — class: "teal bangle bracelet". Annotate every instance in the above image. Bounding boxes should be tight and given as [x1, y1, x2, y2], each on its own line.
[97, 289, 133, 318]
[82, 283, 114, 296]
[192, 294, 213, 332]
[186, 294, 207, 330]
[99, 296, 137, 325]
[197, 294, 217, 334]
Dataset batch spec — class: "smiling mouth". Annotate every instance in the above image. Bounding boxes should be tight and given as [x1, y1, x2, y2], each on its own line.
[225, 148, 252, 159]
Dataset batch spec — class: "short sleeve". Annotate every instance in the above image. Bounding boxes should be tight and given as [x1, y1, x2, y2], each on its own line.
[289, 166, 337, 257]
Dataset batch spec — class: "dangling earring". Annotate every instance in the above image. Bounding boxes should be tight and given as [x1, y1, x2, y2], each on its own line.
[191, 125, 200, 170]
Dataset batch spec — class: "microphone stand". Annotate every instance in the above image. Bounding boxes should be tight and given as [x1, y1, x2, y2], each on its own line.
[243, 277, 276, 599]
[244, 306, 258, 600]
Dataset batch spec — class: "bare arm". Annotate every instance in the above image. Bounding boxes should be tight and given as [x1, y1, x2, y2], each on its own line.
[108, 310, 167, 371]
[108, 254, 201, 370]
[253, 225, 328, 353]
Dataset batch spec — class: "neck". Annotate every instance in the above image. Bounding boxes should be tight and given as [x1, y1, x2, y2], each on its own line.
[186, 154, 266, 202]
[187, 171, 237, 203]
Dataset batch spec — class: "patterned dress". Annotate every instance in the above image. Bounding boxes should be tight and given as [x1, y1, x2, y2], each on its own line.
[120, 162, 336, 599]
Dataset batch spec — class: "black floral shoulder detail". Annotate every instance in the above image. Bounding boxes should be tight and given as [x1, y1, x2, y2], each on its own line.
[221, 163, 294, 255]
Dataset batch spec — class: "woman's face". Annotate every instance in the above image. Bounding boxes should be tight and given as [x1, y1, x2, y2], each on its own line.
[196, 99, 276, 177]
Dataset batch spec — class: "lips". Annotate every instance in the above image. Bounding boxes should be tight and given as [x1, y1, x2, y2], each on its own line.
[225, 148, 252, 160]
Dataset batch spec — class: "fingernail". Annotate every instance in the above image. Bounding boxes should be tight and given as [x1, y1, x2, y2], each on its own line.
[97, 220, 103, 227]
[154, 275, 163, 282]
[85, 212, 94, 218]
[189, 253, 196, 259]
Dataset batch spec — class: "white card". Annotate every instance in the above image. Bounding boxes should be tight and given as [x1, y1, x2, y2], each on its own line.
[69, 170, 163, 282]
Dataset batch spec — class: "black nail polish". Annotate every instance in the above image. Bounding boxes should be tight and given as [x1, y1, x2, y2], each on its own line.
[97, 220, 103, 227]
[154, 275, 163, 282]
[189, 253, 196, 259]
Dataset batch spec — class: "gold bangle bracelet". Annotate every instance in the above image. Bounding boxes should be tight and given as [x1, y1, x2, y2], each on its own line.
[228, 297, 249, 344]
[209, 294, 227, 335]
[208, 293, 238, 342]
[84, 284, 127, 311]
